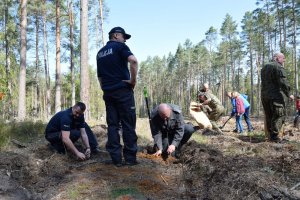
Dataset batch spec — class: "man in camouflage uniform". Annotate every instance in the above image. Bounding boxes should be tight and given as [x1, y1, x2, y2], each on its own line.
[198, 92, 225, 133]
[199, 83, 213, 114]
[150, 103, 198, 158]
[261, 52, 294, 142]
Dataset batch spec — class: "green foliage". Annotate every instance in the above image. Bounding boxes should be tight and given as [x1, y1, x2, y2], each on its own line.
[247, 130, 265, 141]
[0, 121, 11, 148]
[67, 184, 89, 200]
[191, 134, 208, 144]
[0, 0, 299, 121]
[0, 120, 46, 149]
[110, 187, 143, 199]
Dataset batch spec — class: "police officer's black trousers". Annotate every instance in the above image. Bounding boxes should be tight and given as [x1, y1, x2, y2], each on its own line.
[161, 123, 195, 153]
[45, 123, 99, 153]
[103, 87, 138, 164]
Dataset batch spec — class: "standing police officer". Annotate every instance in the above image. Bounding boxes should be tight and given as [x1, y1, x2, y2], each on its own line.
[96, 27, 138, 167]
[151, 103, 198, 159]
[261, 52, 294, 142]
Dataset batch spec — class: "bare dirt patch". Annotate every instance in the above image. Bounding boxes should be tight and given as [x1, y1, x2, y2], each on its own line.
[1, 119, 300, 199]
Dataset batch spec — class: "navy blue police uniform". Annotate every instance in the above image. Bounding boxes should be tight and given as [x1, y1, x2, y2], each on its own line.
[45, 108, 99, 153]
[96, 32, 137, 165]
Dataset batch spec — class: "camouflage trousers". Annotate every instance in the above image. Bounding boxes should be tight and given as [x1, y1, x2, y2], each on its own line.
[208, 106, 225, 131]
[261, 97, 286, 140]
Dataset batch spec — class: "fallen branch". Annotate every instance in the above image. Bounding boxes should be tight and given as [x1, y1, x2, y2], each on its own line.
[11, 139, 27, 148]
[161, 175, 168, 185]
[272, 185, 300, 200]
[70, 160, 98, 169]
[291, 182, 300, 190]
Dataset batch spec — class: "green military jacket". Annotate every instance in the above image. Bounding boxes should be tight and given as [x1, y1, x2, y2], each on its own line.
[261, 61, 291, 102]
[205, 92, 223, 110]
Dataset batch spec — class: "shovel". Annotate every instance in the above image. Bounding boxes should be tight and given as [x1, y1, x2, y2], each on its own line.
[143, 87, 153, 134]
[219, 116, 233, 129]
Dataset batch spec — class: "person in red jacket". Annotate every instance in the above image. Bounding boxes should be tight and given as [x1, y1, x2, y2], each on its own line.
[294, 96, 300, 128]
[233, 92, 245, 133]
[296, 96, 300, 115]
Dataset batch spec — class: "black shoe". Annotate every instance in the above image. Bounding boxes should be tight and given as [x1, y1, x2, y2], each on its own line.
[47, 143, 65, 154]
[193, 126, 201, 131]
[124, 160, 139, 166]
[115, 163, 123, 167]
[91, 147, 105, 154]
[171, 150, 181, 159]
[280, 138, 289, 143]
[269, 137, 281, 143]
[270, 138, 289, 144]
[248, 128, 254, 132]
[233, 129, 238, 133]
[104, 160, 123, 167]
[175, 151, 181, 159]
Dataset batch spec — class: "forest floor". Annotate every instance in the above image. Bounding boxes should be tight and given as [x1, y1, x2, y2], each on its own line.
[1, 117, 300, 200]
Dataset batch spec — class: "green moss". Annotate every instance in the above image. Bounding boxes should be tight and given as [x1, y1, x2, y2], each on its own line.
[110, 187, 143, 199]
[191, 134, 208, 144]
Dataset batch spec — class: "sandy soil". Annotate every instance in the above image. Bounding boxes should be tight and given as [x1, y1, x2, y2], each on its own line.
[1, 118, 300, 200]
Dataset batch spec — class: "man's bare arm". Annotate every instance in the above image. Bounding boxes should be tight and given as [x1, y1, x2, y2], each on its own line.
[80, 128, 91, 158]
[61, 131, 86, 160]
[123, 55, 138, 88]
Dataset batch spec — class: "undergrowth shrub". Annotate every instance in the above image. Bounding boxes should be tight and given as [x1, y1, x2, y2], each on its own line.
[0, 120, 46, 149]
[0, 121, 11, 148]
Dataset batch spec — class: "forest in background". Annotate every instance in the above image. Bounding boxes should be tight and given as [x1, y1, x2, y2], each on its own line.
[0, 0, 299, 121]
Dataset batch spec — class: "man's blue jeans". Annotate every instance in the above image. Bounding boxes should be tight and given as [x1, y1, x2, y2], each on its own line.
[236, 114, 244, 133]
[243, 107, 253, 131]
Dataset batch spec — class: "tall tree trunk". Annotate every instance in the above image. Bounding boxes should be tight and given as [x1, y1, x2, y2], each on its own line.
[69, 0, 75, 106]
[292, 0, 298, 96]
[265, 1, 272, 60]
[281, 1, 286, 51]
[223, 54, 228, 104]
[237, 58, 240, 92]
[95, 8, 100, 49]
[256, 52, 261, 117]
[80, 0, 90, 119]
[4, 0, 12, 119]
[55, 0, 61, 113]
[276, 1, 282, 50]
[229, 40, 235, 89]
[42, 0, 51, 119]
[249, 38, 254, 114]
[99, 0, 105, 47]
[18, 0, 27, 121]
[35, 15, 40, 118]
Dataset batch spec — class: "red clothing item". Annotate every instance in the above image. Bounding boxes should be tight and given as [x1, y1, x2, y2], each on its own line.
[235, 97, 245, 114]
[296, 99, 300, 110]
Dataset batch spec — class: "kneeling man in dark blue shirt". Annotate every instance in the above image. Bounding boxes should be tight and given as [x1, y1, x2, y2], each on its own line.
[45, 102, 100, 160]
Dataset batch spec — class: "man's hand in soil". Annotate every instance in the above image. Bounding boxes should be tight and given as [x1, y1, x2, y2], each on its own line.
[85, 148, 91, 158]
[167, 145, 176, 154]
[153, 149, 162, 157]
[76, 152, 86, 160]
